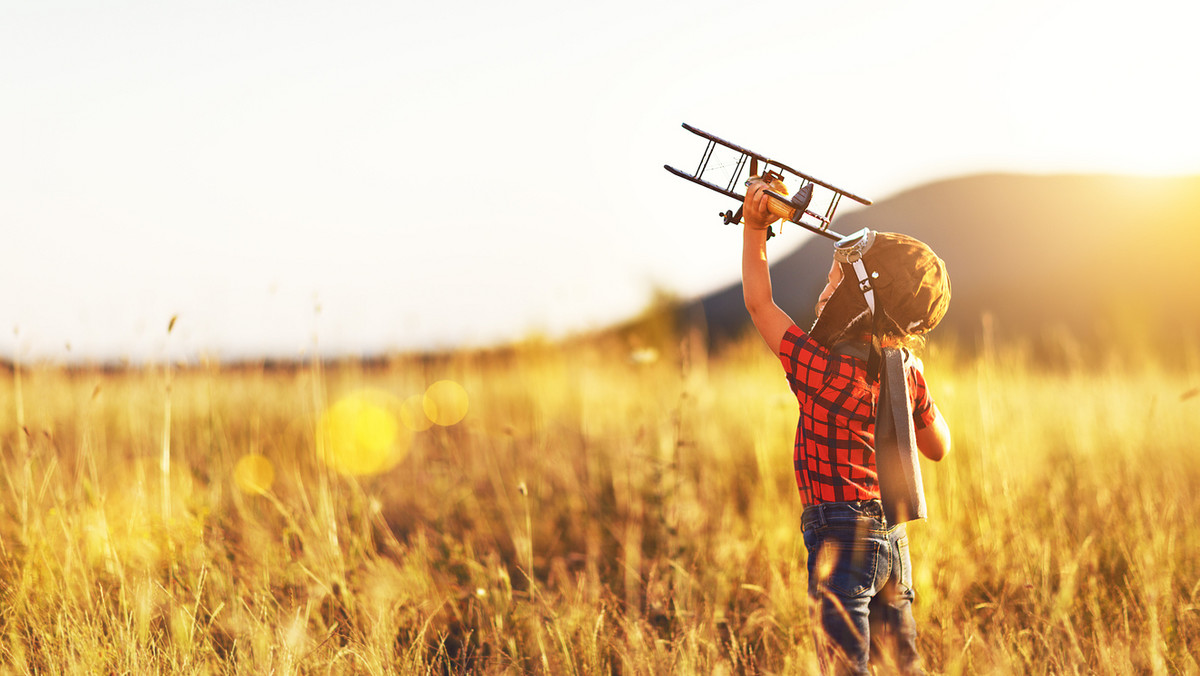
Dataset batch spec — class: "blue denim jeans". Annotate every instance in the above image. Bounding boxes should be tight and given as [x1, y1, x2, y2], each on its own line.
[801, 500, 926, 675]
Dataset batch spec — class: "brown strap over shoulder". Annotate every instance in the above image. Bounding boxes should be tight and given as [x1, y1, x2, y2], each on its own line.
[875, 347, 927, 524]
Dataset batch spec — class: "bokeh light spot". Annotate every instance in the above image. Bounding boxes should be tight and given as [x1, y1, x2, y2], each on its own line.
[400, 394, 434, 431]
[318, 390, 411, 476]
[423, 380, 469, 426]
[234, 453, 276, 494]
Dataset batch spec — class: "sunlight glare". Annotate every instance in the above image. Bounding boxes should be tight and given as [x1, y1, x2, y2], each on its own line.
[1000, 4, 1200, 176]
[234, 453, 276, 494]
[400, 394, 434, 432]
[318, 390, 412, 476]
[423, 380, 469, 426]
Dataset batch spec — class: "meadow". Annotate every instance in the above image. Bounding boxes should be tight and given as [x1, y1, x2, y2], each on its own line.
[2, 323, 1199, 674]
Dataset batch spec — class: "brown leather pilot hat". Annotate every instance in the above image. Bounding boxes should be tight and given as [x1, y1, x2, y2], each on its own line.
[809, 231, 950, 347]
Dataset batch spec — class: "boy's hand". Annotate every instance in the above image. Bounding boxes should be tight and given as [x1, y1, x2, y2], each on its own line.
[743, 177, 786, 231]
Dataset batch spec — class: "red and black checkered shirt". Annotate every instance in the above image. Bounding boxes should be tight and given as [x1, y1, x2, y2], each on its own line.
[778, 324, 936, 506]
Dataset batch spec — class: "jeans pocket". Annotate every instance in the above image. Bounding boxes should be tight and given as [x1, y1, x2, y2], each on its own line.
[813, 535, 881, 598]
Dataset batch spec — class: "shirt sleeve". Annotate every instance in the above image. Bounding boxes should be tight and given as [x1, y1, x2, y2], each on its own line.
[778, 324, 831, 398]
[907, 365, 937, 430]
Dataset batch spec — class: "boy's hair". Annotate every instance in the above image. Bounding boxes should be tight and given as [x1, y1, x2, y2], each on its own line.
[810, 231, 951, 348]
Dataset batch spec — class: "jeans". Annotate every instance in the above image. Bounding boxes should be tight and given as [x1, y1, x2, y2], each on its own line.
[801, 499, 926, 675]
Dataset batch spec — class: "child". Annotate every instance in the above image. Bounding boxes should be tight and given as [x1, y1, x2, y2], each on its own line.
[740, 177, 952, 675]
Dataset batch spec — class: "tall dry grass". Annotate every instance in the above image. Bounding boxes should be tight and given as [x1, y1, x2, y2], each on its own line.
[1, 328, 1199, 674]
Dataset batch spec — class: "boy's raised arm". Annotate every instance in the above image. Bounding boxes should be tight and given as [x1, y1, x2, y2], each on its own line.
[741, 178, 795, 353]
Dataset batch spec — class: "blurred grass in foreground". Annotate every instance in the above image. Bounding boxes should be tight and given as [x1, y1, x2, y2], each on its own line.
[1, 330, 1199, 674]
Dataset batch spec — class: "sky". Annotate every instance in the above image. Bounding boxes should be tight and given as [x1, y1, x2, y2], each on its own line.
[4, 0, 1199, 362]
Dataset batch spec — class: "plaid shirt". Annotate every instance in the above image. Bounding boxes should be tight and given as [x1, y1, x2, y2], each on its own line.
[778, 324, 936, 506]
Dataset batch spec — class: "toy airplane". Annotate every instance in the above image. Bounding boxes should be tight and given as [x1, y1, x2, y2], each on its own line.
[664, 123, 872, 240]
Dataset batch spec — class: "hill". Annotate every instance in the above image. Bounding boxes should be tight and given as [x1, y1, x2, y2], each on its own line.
[693, 173, 1200, 355]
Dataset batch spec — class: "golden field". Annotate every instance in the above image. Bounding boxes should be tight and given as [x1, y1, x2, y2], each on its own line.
[2, 326, 1199, 674]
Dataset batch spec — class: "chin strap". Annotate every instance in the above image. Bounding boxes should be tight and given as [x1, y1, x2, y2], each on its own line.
[849, 258, 876, 315]
[846, 256, 882, 377]
[836, 228, 879, 351]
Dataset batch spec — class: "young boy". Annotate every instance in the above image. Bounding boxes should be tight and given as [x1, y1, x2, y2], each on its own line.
[740, 177, 952, 675]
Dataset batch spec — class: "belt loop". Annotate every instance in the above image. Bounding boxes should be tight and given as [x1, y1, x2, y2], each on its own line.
[817, 503, 828, 528]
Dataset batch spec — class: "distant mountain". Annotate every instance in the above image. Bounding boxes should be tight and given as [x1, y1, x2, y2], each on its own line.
[692, 173, 1200, 353]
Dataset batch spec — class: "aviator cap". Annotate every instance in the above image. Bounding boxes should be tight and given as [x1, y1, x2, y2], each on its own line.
[809, 230, 951, 347]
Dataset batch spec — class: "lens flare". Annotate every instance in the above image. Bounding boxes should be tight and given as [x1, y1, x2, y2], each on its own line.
[318, 389, 412, 476]
[423, 380, 469, 426]
[234, 453, 276, 494]
[400, 394, 434, 431]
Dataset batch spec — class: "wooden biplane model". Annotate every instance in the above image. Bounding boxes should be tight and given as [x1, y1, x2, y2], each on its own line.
[664, 123, 872, 241]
